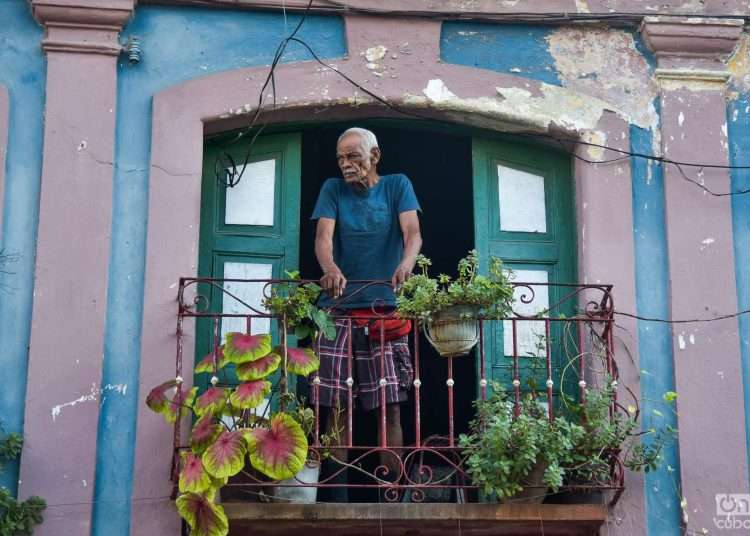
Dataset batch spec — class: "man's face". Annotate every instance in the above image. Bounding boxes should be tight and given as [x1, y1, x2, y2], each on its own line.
[336, 134, 380, 185]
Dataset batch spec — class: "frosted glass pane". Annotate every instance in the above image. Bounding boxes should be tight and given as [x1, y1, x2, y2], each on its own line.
[221, 262, 273, 338]
[225, 159, 276, 226]
[497, 165, 547, 233]
[504, 270, 549, 358]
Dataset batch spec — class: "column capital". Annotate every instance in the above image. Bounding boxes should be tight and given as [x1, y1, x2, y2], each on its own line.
[641, 16, 744, 86]
[32, 0, 137, 56]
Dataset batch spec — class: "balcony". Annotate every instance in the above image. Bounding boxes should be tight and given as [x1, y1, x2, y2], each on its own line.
[169, 277, 623, 535]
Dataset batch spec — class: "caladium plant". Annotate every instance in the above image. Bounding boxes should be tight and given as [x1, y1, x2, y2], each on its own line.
[146, 331, 320, 536]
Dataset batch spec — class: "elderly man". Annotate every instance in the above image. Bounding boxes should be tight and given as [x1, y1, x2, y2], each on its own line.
[311, 127, 422, 485]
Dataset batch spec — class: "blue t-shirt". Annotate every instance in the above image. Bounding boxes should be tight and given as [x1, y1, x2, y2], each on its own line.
[311, 173, 421, 309]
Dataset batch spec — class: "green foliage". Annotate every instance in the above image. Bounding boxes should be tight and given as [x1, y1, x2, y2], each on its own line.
[563, 381, 674, 484]
[459, 386, 584, 500]
[396, 250, 514, 321]
[460, 380, 676, 501]
[0, 430, 45, 536]
[146, 330, 320, 536]
[262, 271, 336, 340]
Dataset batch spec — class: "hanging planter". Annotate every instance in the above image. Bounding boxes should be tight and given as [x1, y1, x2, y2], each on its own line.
[396, 251, 514, 357]
[423, 304, 480, 357]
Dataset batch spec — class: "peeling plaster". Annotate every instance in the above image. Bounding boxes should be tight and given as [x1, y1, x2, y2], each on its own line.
[574, 0, 591, 13]
[546, 28, 659, 132]
[411, 78, 620, 146]
[422, 79, 457, 103]
[728, 33, 750, 93]
[50, 383, 128, 422]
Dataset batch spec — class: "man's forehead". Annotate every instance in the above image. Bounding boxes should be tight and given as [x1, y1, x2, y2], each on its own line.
[336, 134, 364, 152]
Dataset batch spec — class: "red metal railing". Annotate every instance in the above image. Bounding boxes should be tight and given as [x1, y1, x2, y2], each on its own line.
[171, 277, 624, 504]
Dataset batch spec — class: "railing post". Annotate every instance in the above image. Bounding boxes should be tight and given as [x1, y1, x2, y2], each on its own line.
[545, 319, 554, 421]
[413, 319, 421, 448]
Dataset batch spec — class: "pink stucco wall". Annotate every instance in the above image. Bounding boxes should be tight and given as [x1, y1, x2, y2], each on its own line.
[661, 85, 748, 531]
[17, 2, 750, 535]
[131, 13, 650, 534]
[20, 3, 129, 534]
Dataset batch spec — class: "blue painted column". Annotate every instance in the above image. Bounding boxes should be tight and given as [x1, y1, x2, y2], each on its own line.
[728, 92, 750, 487]
[0, 1, 45, 494]
[631, 125, 682, 536]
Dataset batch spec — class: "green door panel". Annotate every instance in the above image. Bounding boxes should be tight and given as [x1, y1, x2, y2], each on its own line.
[472, 138, 577, 403]
[196, 133, 302, 396]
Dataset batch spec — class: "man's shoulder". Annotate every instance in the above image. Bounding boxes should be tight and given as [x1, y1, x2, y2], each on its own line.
[382, 173, 411, 187]
[320, 177, 345, 194]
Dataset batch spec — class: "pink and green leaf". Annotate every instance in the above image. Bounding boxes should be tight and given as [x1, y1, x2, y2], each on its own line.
[179, 452, 212, 494]
[224, 333, 272, 364]
[193, 387, 227, 418]
[230, 380, 271, 410]
[147, 380, 196, 424]
[146, 379, 178, 414]
[246, 413, 307, 481]
[236, 352, 280, 381]
[163, 386, 198, 424]
[175, 492, 228, 536]
[201, 431, 247, 479]
[191, 415, 223, 454]
[195, 346, 227, 374]
[284, 346, 320, 377]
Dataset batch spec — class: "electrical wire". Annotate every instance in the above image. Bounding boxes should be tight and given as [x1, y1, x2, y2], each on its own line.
[284, 35, 750, 197]
[211, 1, 750, 196]
[214, 0, 316, 187]
[210, 7, 750, 322]
[615, 308, 750, 324]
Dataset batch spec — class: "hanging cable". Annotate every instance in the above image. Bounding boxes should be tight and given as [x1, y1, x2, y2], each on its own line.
[215, 9, 750, 196]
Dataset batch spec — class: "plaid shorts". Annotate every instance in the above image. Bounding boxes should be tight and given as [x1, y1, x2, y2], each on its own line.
[310, 318, 413, 411]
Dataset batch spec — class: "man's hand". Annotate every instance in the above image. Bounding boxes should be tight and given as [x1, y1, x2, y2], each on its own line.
[321, 268, 347, 298]
[391, 261, 414, 290]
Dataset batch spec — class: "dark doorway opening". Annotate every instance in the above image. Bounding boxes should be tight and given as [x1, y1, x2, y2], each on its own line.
[299, 122, 476, 500]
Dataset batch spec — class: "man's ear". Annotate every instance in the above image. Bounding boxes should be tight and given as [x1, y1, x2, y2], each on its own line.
[370, 147, 381, 166]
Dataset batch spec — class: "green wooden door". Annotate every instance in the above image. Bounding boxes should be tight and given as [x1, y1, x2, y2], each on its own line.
[196, 133, 302, 395]
[472, 138, 577, 402]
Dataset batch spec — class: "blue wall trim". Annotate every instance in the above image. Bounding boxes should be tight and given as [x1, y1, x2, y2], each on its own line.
[440, 22, 561, 85]
[631, 124, 682, 535]
[728, 92, 750, 488]
[91, 6, 345, 533]
[0, 1, 45, 495]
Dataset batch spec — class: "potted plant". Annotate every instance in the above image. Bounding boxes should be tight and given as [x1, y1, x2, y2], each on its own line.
[459, 384, 584, 502]
[262, 270, 336, 341]
[146, 331, 320, 536]
[563, 380, 674, 488]
[273, 400, 321, 504]
[396, 250, 514, 356]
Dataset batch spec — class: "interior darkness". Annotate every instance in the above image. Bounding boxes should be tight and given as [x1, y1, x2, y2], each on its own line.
[299, 123, 475, 500]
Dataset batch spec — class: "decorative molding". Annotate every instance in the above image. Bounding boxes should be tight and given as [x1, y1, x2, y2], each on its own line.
[654, 69, 732, 86]
[32, 1, 136, 55]
[641, 16, 744, 69]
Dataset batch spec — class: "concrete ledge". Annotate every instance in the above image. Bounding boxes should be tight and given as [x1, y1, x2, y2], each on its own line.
[224, 502, 608, 535]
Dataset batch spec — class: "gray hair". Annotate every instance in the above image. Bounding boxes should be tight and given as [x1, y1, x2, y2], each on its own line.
[338, 127, 379, 154]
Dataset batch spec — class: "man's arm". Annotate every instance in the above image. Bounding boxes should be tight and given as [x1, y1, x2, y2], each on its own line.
[391, 210, 422, 288]
[315, 217, 347, 298]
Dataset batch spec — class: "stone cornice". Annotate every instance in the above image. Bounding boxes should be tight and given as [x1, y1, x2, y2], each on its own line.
[640, 16, 744, 66]
[32, 0, 136, 56]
